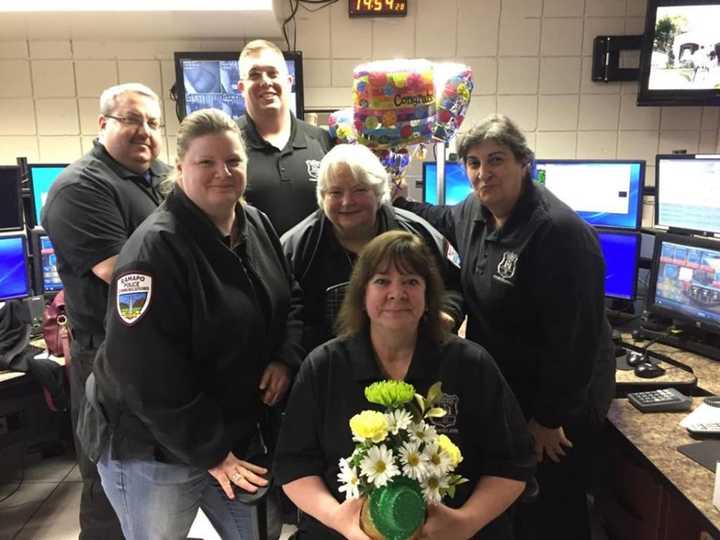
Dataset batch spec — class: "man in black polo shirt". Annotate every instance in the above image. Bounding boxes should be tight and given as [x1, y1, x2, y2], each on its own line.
[42, 82, 170, 540]
[237, 39, 332, 235]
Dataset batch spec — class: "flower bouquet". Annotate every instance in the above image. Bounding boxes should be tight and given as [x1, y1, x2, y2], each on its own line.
[339, 380, 467, 540]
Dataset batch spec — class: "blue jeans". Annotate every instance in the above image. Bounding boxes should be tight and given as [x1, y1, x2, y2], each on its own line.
[97, 446, 280, 540]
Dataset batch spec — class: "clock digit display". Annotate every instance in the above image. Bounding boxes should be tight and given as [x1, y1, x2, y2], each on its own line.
[349, 0, 407, 17]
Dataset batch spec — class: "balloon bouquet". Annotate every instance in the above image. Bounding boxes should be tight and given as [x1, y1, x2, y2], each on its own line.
[327, 59, 474, 190]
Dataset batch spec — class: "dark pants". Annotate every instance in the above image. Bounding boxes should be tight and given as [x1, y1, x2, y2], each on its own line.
[513, 414, 596, 540]
[68, 342, 124, 540]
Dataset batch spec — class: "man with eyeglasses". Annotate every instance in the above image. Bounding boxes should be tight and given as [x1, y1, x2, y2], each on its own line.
[237, 40, 332, 236]
[41, 82, 170, 540]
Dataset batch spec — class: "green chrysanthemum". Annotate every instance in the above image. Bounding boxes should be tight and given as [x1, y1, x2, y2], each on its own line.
[365, 380, 416, 408]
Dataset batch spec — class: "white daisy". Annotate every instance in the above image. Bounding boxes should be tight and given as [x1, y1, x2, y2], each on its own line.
[408, 421, 437, 445]
[423, 442, 452, 476]
[337, 458, 361, 500]
[385, 409, 414, 435]
[359, 444, 400, 488]
[398, 441, 429, 481]
[421, 475, 449, 504]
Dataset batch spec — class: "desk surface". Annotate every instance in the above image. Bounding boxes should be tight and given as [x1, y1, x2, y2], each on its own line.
[608, 398, 720, 533]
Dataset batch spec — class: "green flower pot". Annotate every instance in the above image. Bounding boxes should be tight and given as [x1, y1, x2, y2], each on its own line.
[360, 477, 426, 540]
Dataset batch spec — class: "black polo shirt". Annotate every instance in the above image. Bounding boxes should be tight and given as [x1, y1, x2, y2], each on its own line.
[274, 333, 535, 540]
[239, 114, 332, 236]
[41, 141, 170, 342]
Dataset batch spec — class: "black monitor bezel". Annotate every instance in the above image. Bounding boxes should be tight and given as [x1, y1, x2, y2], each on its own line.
[173, 50, 305, 121]
[637, 0, 720, 107]
[27, 163, 68, 229]
[0, 233, 32, 302]
[596, 227, 642, 301]
[534, 158, 646, 230]
[30, 229, 62, 296]
[0, 165, 24, 233]
[654, 153, 720, 236]
[647, 232, 720, 335]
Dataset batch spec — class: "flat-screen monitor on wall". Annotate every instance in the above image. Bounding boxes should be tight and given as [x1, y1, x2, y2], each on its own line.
[174, 51, 304, 121]
[655, 154, 720, 235]
[534, 159, 645, 230]
[0, 166, 23, 232]
[28, 163, 67, 228]
[422, 162, 471, 205]
[637, 0, 720, 106]
[0, 234, 31, 301]
[597, 229, 641, 301]
[647, 233, 720, 335]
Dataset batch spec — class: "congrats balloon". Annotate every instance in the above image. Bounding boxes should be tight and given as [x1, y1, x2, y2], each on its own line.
[432, 63, 474, 142]
[353, 59, 436, 150]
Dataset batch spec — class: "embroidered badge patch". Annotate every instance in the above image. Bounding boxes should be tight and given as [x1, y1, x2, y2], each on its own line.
[116, 273, 152, 325]
[496, 250, 518, 280]
[306, 159, 321, 181]
[429, 393, 459, 433]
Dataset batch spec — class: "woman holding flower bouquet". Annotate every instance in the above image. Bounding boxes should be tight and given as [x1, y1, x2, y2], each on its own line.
[274, 231, 535, 539]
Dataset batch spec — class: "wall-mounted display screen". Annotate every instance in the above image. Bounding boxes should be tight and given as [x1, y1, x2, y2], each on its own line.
[0, 166, 23, 232]
[174, 51, 304, 121]
[534, 160, 645, 230]
[638, 0, 720, 106]
[0, 234, 31, 301]
[656, 154, 720, 235]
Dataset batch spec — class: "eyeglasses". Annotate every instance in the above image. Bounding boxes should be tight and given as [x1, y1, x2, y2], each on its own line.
[105, 114, 164, 131]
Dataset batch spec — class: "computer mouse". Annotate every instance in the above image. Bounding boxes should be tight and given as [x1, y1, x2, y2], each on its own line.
[634, 362, 666, 378]
[626, 351, 647, 367]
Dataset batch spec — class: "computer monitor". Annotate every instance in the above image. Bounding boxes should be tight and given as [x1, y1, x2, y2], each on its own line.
[597, 229, 641, 301]
[422, 162, 471, 205]
[534, 159, 645, 230]
[647, 233, 720, 335]
[28, 163, 67, 228]
[31, 232, 62, 294]
[0, 166, 23, 232]
[655, 154, 720, 235]
[174, 51, 305, 121]
[0, 234, 31, 301]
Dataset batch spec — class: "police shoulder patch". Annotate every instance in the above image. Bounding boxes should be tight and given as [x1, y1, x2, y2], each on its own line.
[116, 272, 152, 325]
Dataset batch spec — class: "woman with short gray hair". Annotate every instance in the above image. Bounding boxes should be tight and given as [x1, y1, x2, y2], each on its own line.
[281, 143, 464, 354]
[394, 113, 615, 540]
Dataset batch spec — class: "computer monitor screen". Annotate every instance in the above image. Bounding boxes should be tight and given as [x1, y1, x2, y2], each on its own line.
[656, 154, 720, 235]
[0, 166, 23, 232]
[637, 0, 720, 106]
[35, 234, 62, 293]
[648, 234, 720, 334]
[597, 230, 641, 301]
[29, 164, 67, 228]
[534, 160, 645, 230]
[0, 235, 31, 301]
[174, 51, 304, 121]
[422, 162, 471, 205]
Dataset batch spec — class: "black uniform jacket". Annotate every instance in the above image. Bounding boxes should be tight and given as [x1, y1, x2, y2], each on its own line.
[280, 204, 465, 352]
[94, 186, 304, 469]
[395, 181, 615, 429]
[274, 332, 535, 540]
[240, 114, 333, 236]
[41, 141, 169, 341]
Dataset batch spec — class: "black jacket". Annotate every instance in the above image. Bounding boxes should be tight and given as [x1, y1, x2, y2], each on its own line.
[94, 187, 304, 469]
[281, 204, 464, 352]
[395, 182, 615, 428]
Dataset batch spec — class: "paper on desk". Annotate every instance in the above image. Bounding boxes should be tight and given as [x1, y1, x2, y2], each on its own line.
[33, 350, 64, 365]
[680, 403, 720, 428]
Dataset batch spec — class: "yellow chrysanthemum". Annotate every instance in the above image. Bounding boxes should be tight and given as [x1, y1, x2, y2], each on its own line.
[436, 434, 463, 467]
[350, 410, 389, 443]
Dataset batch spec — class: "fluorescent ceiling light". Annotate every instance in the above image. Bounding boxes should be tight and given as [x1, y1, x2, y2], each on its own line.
[0, 0, 272, 11]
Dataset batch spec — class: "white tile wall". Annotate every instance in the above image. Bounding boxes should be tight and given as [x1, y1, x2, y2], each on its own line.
[0, 3, 714, 167]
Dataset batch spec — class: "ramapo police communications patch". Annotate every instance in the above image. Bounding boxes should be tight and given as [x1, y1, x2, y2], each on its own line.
[116, 272, 152, 325]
